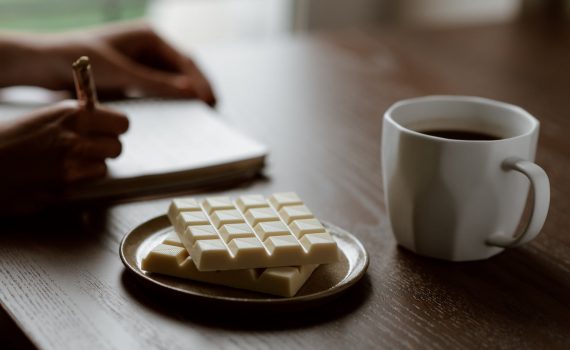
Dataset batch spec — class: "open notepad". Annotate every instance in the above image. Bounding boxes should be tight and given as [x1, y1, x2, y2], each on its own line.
[0, 99, 267, 200]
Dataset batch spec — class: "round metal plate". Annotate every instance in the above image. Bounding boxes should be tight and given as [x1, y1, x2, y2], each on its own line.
[120, 215, 369, 306]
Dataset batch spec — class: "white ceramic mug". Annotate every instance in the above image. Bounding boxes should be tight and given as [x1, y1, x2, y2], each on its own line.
[381, 96, 550, 261]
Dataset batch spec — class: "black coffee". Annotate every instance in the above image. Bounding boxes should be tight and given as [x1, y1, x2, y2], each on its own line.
[421, 129, 500, 141]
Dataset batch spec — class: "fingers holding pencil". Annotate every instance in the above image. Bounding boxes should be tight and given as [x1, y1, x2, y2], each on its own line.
[62, 105, 129, 136]
[66, 56, 129, 182]
[0, 101, 128, 185]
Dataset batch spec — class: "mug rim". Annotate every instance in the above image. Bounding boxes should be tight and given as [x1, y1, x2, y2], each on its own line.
[384, 95, 539, 143]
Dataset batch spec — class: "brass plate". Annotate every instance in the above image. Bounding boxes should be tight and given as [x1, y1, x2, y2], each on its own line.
[120, 215, 368, 306]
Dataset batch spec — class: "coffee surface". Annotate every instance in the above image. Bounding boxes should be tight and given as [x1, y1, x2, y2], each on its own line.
[421, 129, 500, 141]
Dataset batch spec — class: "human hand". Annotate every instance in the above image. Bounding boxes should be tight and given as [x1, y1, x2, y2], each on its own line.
[1, 22, 216, 105]
[0, 101, 128, 214]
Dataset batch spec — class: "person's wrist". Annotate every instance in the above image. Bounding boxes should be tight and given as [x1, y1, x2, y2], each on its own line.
[0, 34, 39, 87]
[32, 36, 79, 91]
[0, 34, 70, 90]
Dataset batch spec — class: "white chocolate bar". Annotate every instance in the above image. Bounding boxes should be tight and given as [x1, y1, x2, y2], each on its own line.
[163, 231, 184, 247]
[141, 237, 318, 297]
[167, 198, 201, 224]
[168, 192, 338, 271]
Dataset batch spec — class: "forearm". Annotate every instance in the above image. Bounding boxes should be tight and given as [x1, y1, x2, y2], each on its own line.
[0, 33, 66, 89]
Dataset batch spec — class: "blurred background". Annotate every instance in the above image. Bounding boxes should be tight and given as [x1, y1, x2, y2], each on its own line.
[0, 0, 568, 49]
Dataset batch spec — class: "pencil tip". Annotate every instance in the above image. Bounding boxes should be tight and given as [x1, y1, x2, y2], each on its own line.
[72, 56, 91, 69]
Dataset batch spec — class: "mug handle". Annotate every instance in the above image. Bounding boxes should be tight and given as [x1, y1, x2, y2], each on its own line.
[486, 157, 550, 248]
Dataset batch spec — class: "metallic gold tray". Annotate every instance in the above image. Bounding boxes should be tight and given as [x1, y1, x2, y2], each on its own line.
[120, 215, 369, 307]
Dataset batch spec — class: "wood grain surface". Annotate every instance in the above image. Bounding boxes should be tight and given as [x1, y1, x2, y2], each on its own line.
[1, 20, 570, 349]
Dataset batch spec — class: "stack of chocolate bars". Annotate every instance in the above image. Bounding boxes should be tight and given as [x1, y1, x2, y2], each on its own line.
[142, 192, 339, 297]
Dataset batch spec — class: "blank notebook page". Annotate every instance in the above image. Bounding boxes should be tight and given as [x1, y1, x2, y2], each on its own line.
[105, 100, 267, 178]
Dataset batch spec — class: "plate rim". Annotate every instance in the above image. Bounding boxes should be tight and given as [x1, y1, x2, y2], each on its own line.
[119, 215, 369, 304]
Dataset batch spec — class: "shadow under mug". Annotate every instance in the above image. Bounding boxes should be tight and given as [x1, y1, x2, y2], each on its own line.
[381, 96, 550, 261]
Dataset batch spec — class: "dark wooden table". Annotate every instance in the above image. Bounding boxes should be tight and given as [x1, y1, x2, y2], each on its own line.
[1, 20, 570, 349]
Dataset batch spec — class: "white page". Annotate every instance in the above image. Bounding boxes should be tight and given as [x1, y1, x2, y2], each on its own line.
[105, 100, 267, 178]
